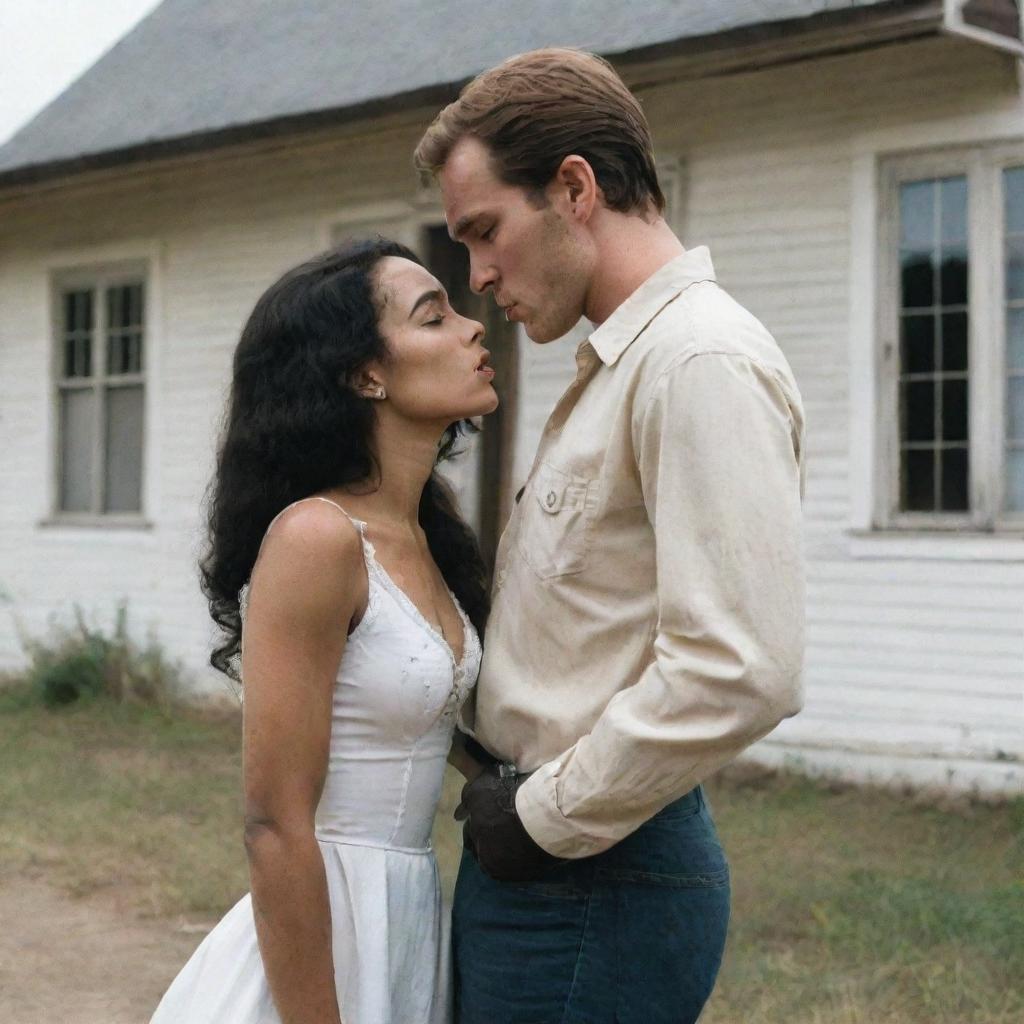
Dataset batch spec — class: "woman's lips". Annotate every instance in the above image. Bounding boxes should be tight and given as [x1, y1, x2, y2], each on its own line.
[476, 365, 496, 380]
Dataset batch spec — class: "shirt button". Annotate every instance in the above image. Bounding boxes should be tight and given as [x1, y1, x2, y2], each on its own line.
[496, 569, 508, 587]
[545, 491, 557, 508]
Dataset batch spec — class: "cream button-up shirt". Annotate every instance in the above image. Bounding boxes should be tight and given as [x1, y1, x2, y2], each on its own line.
[462, 247, 806, 860]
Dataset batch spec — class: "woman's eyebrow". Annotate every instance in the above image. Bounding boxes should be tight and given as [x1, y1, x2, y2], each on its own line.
[408, 289, 445, 319]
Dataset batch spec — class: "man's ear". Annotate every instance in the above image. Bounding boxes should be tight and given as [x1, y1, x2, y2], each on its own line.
[553, 154, 599, 223]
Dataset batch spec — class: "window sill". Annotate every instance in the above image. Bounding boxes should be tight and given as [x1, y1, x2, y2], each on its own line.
[38, 515, 154, 531]
[847, 530, 1024, 562]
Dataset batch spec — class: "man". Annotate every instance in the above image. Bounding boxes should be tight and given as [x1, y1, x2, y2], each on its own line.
[415, 48, 805, 1024]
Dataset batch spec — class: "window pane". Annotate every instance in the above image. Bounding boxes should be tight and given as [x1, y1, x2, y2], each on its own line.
[1007, 237, 1024, 301]
[63, 289, 93, 333]
[104, 386, 144, 513]
[105, 284, 144, 375]
[940, 176, 967, 242]
[107, 283, 143, 328]
[893, 174, 971, 520]
[64, 291, 76, 332]
[941, 312, 968, 371]
[61, 289, 93, 379]
[900, 180, 935, 248]
[1008, 309, 1024, 372]
[900, 251, 934, 307]
[942, 379, 968, 441]
[901, 314, 935, 374]
[902, 449, 935, 511]
[63, 338, 77, 379]
[940, 448, 969, 511]
[59, 389, 96, 512]
[939, 246, 968, 306]
[1008, 377, 1024, 441]
[107, 285, 122, 331]
[902, 381, 935, 441]
[1006, 449, 1024, 512]
[1005, 166, 1024, 236]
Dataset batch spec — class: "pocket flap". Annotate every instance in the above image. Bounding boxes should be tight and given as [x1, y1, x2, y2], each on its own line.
[533, 464, 587, 515]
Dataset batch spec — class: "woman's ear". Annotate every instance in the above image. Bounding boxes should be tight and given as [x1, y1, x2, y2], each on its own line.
[348, 368, 387, 401]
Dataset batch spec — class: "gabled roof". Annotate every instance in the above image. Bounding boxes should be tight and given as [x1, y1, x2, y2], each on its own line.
[0, 0, 933, 187]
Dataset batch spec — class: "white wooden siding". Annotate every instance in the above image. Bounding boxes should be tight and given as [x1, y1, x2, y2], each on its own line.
[0, 36, 1020, 789]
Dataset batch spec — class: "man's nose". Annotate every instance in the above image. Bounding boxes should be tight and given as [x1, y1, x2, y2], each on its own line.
[469, 259, 496, 295]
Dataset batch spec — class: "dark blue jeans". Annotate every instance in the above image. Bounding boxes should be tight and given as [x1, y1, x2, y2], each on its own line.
[452, 785, 730, 1024]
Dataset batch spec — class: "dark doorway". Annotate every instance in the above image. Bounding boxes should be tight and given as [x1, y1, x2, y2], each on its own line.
[425, 225, 518, 574]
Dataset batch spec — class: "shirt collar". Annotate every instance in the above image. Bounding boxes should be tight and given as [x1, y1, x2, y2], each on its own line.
[586, 246, 716, 367]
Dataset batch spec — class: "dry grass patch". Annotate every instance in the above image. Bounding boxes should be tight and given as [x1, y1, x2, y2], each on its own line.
[0, 683, 246, 918]
[2, 685, 1021, 1022]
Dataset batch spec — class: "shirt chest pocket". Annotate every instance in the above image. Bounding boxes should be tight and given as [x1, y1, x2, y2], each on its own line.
[519, 463, 595, 580]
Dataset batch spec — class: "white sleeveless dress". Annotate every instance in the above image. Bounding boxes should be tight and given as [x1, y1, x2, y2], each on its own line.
[151, 497, 481, 1024]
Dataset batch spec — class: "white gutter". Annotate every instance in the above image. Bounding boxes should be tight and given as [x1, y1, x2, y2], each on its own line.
[943, 0, 1024, 56]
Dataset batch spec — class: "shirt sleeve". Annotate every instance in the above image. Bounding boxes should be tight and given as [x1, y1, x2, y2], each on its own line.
[515, 351, 806, 859]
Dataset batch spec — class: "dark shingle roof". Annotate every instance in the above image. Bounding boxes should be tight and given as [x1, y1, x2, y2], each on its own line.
[0, 0, 925, 186]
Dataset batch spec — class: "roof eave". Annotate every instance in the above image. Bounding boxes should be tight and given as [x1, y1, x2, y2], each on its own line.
[0, 0, 946, 194]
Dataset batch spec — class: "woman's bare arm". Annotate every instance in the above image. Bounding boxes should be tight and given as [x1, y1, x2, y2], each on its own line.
[447, 729, 485, 782]
[240, 502, 366, 1024]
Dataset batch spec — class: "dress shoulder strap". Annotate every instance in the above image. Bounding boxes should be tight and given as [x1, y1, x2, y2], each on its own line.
[238, 496, 374, 639]
[305, 495, 368, 530]
[262, 495, 366, 536]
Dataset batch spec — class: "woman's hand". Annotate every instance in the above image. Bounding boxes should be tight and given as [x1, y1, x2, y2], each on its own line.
[448, 729, 485, 782]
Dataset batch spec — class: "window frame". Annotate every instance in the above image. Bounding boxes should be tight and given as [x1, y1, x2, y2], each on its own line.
[49, 261, 150, 526]
[876, 142, 1024, 533]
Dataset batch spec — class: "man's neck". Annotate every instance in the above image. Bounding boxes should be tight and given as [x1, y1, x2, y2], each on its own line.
[583, 212, 685, 326]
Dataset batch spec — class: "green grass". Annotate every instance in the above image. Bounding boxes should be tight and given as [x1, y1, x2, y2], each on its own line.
[1, 684, 1021, 1022]
[701, 770, 1024, 1024]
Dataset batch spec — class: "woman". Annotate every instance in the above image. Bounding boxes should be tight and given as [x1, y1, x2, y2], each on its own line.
[151, 238, 495, 1024]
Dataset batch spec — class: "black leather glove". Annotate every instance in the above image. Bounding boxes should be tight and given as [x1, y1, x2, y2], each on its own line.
[457, 764, 564, 882]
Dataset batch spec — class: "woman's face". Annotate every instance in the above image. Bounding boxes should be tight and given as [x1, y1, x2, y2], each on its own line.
[369, 256, 498, 425]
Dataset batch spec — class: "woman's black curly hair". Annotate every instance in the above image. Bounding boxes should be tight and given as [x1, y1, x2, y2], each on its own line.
[199, 237, 489, 679]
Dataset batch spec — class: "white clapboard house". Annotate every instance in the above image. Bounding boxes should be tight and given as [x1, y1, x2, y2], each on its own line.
[1, 0, 1022, 794]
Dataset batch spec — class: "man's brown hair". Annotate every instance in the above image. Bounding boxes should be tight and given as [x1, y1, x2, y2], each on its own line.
[414, 48, 665, 215]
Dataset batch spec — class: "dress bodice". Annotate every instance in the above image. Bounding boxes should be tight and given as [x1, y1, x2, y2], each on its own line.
[239, 498, 481, 851]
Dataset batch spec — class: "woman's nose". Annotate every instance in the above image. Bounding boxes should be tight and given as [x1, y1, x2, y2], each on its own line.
[466, 317, 485, 345]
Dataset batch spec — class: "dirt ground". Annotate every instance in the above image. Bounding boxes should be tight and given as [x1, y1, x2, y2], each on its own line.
[0, 879, 212, 1024]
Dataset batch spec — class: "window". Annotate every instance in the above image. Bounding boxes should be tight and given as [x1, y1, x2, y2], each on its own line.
[54, 273, 146, 517]
[878, 146, 1024, 530]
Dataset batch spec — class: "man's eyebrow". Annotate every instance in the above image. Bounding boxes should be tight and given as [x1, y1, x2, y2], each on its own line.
[408, 288, 445, 319]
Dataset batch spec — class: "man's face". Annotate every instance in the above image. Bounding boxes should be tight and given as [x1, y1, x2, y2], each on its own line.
[439, 136, 593, 343]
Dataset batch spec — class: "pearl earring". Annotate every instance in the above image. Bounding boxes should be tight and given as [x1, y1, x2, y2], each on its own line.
[375, 386, 386, 400]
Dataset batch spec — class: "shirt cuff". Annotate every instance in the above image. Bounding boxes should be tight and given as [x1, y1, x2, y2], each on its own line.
[515, 758, 613, 860]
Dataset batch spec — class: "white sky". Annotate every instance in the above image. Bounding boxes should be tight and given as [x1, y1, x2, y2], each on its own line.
[0, 1, 164, 145]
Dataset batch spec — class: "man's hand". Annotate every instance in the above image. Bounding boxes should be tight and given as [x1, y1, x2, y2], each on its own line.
[457, 764, 564, 882]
